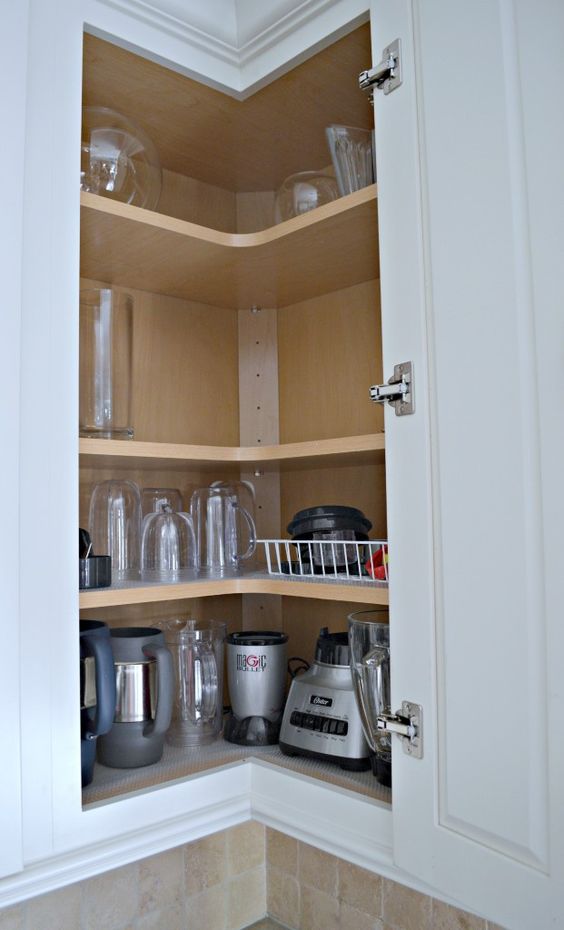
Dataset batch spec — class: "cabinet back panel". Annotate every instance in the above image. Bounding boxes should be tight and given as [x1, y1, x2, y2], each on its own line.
[280, 461, 387, 543]
[80, 279, 240, 446]
[82, 27, 372, 195]
[79, 595, 242, 631]
[278, 280, 383, 442]
[281, 597, 384, 671]
[158, 168, 237, 232]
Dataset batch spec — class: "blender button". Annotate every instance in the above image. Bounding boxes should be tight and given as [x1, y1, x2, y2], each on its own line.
[328, 719, 339, 734]
[313, 716, 323, 731]
[321, 718, 331, 733]
[304, 714, 315, 730]
[290, 711, 303, 727]
[335, 720, 348, 736]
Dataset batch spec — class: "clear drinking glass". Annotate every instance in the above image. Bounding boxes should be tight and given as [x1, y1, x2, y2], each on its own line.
[157, 618, 226, 747]
[140, 505, 197, 579]
[88, 478, 142, 580]
[141, 487, 184, 517]
[347, 607, 391, 785]
[81, 106, 162, 211]
[274, 171, 339, 223]
[325, 125, 375, 195]
[79, 288, 134, 440]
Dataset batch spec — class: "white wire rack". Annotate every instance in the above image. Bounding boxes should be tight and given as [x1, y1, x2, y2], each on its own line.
[259, 538, 389, 584]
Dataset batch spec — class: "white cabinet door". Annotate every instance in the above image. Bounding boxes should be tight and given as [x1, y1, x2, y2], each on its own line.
[0, 0, 29, 881]
[372, 1, 564, 927]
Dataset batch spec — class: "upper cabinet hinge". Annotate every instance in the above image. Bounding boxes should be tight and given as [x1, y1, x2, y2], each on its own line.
[359, 38, 402, 97]
[370, 361, 414, 416]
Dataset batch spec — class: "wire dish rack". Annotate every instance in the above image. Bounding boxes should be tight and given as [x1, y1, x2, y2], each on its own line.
[259, 538, 388, 584]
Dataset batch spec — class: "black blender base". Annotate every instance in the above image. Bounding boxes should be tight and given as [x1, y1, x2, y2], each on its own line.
[279, 740, 371, 772]
[369, 752, 392, 787]
[224, 714, 281, 746]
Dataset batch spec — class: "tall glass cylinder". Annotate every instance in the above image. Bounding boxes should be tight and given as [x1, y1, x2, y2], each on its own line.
[79, 288, 134, 439]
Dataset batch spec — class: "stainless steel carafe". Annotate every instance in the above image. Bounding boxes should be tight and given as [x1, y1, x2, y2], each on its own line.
[97, 627, 174, 768]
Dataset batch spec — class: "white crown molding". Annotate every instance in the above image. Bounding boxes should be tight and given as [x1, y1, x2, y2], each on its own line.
[85, 0, 370, 96]
[236, 0, 365, 63]
[90, 0, 240, 65]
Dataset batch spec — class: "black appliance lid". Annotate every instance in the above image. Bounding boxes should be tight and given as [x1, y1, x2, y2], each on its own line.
[314, 627, 350, 666]
[226, 631, 288, 646]
[287, 505, 372, 537]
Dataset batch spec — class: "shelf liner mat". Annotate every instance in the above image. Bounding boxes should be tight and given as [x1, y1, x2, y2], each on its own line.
[83, 738, 392, 807]
[88, 567, 388, 592]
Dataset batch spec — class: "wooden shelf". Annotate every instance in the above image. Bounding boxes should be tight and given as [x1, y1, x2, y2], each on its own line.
[79, 433, 385, 470]
[80, 185, 379, 309]
[79, 572, 389, 610]
[82, 741, 390, 808]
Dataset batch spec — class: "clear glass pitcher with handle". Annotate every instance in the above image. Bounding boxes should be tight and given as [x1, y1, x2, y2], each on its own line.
[347, 607, 391, 786]
[156, 618, 226, 747]
[190, 486, 256, 576]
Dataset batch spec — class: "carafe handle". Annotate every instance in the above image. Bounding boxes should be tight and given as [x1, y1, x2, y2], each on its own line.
[83, 634, 116, 740]
[142, 643, 174, 737]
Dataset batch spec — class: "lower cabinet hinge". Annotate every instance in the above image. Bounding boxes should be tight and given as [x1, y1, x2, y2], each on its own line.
[378, 701, 423, 758]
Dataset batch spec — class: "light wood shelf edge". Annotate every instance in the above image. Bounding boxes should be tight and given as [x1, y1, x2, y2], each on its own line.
[78, 433, 385, 467]
[79, 577, 389, 609]
[80, 185, 377, 248]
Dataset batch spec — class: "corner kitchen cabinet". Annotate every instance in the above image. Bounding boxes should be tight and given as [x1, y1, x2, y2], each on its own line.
[10, 0, 564, 928]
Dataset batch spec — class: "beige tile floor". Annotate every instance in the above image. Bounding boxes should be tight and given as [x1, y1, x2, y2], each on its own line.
[246, 920, 285, 929]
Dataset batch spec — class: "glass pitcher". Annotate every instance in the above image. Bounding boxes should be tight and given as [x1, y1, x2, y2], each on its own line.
[157, 618, 226, 747]
[348, 607, 391, 786]
[190, 486, 256, 576]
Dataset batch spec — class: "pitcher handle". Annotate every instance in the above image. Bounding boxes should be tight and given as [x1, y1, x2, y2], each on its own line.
[193, 644, 218, 723]
[235, 503, 256, 561]
[83, 634, 116, 739]
[352, 645, 390, 752]
[142, 643, 174, 737]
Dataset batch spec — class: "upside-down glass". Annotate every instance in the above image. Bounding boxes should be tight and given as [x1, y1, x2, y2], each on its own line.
[140, 505, 197, 579]
[347, 608, 391, 786]
[88, 478, 142, 580]
[79, 288, 134, 440]
[141, 487, 184, 516]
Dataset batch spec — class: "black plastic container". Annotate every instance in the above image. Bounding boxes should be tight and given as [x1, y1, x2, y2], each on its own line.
[79, 556, 112, 590]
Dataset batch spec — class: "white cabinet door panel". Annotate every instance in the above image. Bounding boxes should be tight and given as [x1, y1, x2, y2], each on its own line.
[372, 0, 564, 926]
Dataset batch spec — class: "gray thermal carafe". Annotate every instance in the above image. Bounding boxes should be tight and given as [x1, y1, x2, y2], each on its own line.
[224, 631, 288, 746]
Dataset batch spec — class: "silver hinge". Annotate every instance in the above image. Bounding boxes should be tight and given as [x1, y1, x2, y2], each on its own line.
[378, 701, 423, 758]
[359, 38, 402, 96]
[370, 361, 414, 416]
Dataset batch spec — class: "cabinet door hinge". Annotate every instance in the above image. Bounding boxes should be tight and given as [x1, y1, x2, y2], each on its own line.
[359, 38, 402, 97]
[370, 361, 414, 416]
[378, 701, 423, 758]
